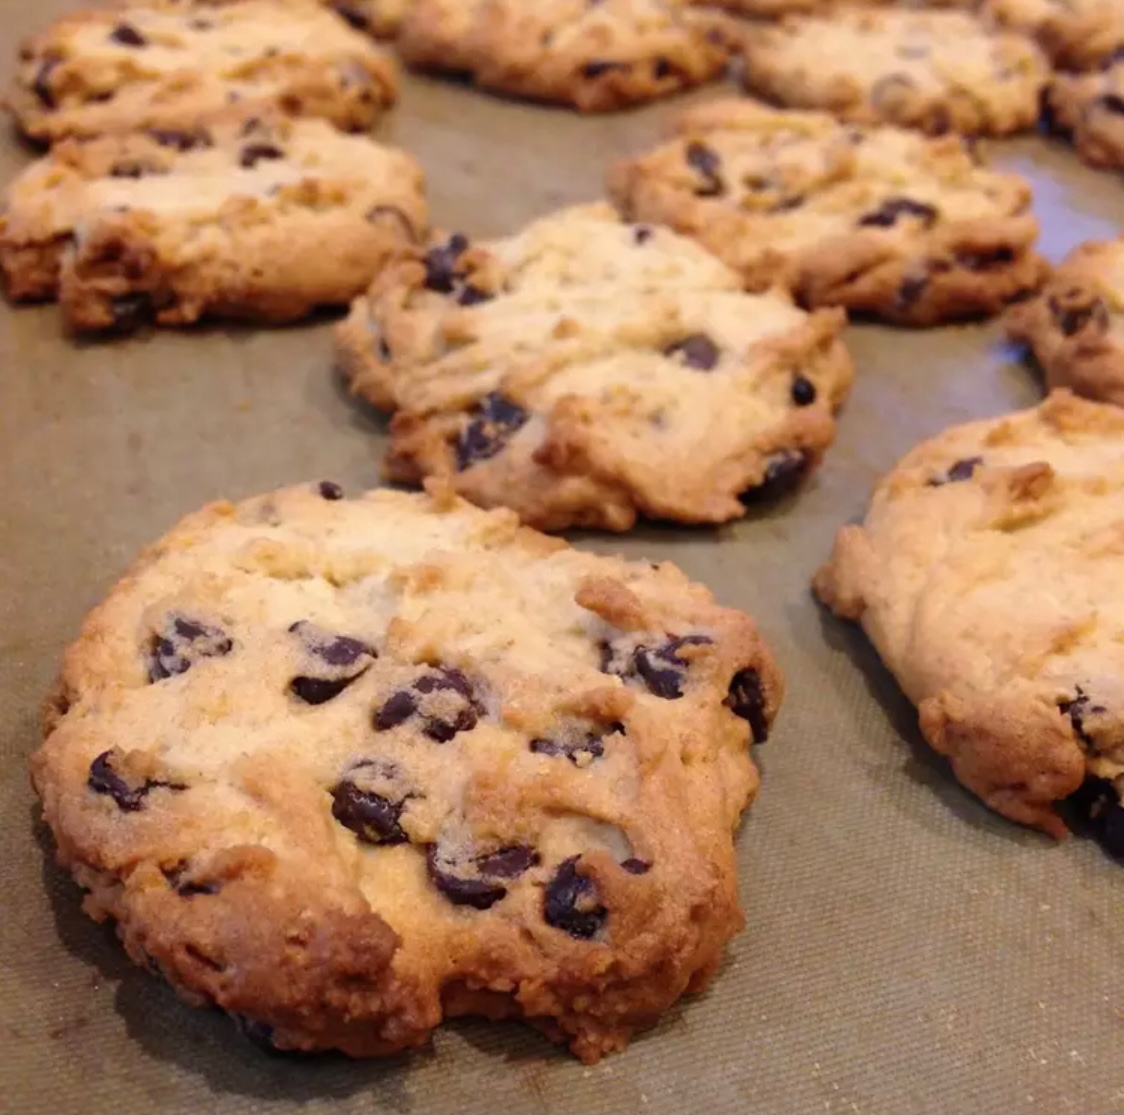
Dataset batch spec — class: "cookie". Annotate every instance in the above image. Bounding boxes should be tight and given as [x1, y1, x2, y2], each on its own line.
[814, 390, 1124, 844]
[739, 9, 1048, 136]
[32, 481, 784, 1061]
[608, 99, 1046, 326]
[985, 0, 1124, 70]
[1044, 58, 1124, 170]
[0, 112, 427, 330]
[1006, 239, 1124, 408]
[329, 0, 413, 36]
[8, 0, 398, 143]
[396, 0, 731, 113]
[336, 204, 854, 531]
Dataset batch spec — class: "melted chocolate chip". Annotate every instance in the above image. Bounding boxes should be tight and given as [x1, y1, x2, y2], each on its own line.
[374, 666, 484, 742]
[621, 858, 650, 875]
[741, 449, 810, 503]
[110, 291, 154, 330]
[858, 196, 939, 229]
[896, 275, 929, 311]
[633, 225, 653, 244]
[331, 0, 370, 30]
[530, 721, 621, 765]
[32, 57, 60, 108]
[317, 480, 344, 500]
[654, 56, 672, 79]
[1058, 686, 1107, 751]
[544, 856, 606, 939]
[148, 616, 233, 681]
[791, 376, 816, 406]
[290, 676, 357, 704]
[427, 843, 538, 910]
[240, 142, 284, 168]
[927, 455, 983, 487]
[602, 635, 712, 699]
[288, 622, 374, 705]
[956, 246, 1015, 271]
[1048, 289, 1109, 337]
[583, 60, 629, 78]
[725, 668, 769, 742]
[109, 160, 162, 179]
[664, 333, 719, 371]
[477, 845, 538, 878]
[685, 141, 724, 197]
[1062, 776, 1124, 859]
[373, 690, 417, 731]
[162, 862, 220, 897]
[109, 22, 147, 46]
[88, 751, 185, 812]
[455, 393, 529, 470]
[423, 233, 469, 294]
[331, 766, 411, 846]
[1097, 92, 1124, 115]
[456, 283, 492, 307]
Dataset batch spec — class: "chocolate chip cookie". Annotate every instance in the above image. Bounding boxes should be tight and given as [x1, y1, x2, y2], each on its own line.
[814, 390, 1124, 845]
[32, 481, 783, 1061]
[739, 9, 1048, 136]
[336, 203, 854, 531]
[1006, 239, 1124, 408]
[8, 0, 398, 143]
[985, 0, 1124, 70]
[609, 99, 1046, 326]
[396, 0, 730, 112]
[1044, 56, 1124, 170]
[0, 112, 427, 331]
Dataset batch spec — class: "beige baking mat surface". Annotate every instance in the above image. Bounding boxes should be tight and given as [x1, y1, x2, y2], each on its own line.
[1, 5, 1122, 1110]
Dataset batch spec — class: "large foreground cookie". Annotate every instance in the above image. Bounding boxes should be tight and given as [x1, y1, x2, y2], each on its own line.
[32, 482, 783, 1061]
[396, 0, 730, 112]
[739, 9, 1048, 136]
[1006, 239, 1124, 408]
[0, 113, 427, 330]
[337, 204, 854, 531]
[609, 99, 1045, 326]
[8, 0, 397, 143]
[814, 391, 1124, 843]
[1045, 57, 1124, 170]
[985, 0, 1124, 70]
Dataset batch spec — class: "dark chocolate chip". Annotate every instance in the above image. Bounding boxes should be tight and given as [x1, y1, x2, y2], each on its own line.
[32, 57, 60, 108]
[477, 845, 539, 878]
[664, 333, 719, 371]
[791, 376, 816, 406]
[455, 392, 529, 470]
[543, 856, 606, 939]
[1048, 289, 1109, 337]
[148, 616, 233, 682]
[317, 480, 344, 500]
[858, 196, 939, 229]
[148, 128, 210, 151]
[331, 774, 410, 846]
[109, 22, 147, 46]
[331, 0, 370, 30]
[288, 622, 373, 705]
[1097, 92, 1124, 115]
[620, 858, 650, 875]
[1058, 687, 1107, 752]
[373, 689, 418, 730]
[633, 224, 653, 244]
[426, 843, 538, 910]
[373, 666, 484, 741]
[725, 668, 769, 742]
[290, 676, 357, 705]
[423, 233, 469, 294]
[109, 161, 161, 179]
[602, 635, 713, 700]
[653, 57, 672, 79]
[240, 142, 284, 168]
[455, 283, 492, 307]
[896, 274, 929, 310]
[162, 862, 220, 897]
[927, 455, 983, 487]
[1062, 776, 1124, 858]
[110, 291, 155, 330]
[685, 141, 724, 197]
[583, 60, 629, 78]
[741, 449, 810, 503]
[530, 721, 621, 765]
[88, 751, 184, 812]
[956, 246, 1016, 272]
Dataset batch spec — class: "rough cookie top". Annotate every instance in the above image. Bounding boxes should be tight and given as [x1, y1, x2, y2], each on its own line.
[985, 0, 1124, 69]
[337, 203, 853, 529]
[814, 391, 1124, 836]
[741, 9, 1048, 135]
[1046, 58, 1124, 170]
[9, 0, 398, 141]
[33, 483, 782, 1061]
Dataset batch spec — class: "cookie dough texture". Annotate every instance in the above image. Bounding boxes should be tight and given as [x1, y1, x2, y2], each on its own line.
[8, 0, 398, 143]
[1045, 59, 1124, 170]
[1006, 239, 1124, 408]
[739, 9, 1048, 136]
[609, 99, 1046, 326]
[0, 113, 427, 330]
[337, 203, 854, 531]
[985, 0, 1124, 70]
[396, 0, 731, 112]
[32, 483, 783, 1062]
[814, 391, 1124, 838]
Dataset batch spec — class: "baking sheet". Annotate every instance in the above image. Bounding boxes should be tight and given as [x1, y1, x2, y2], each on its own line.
[1, 4, 1123, 1109]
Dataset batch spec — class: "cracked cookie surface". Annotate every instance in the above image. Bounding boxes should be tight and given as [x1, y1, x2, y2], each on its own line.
[0, 111, 427, 330]
[609, 99, 1045, 325]
[336, 203, 854, 531]
[396, 0, 730, 112]
[32, 482, 783, 1062]
[814, 391, 1124, 845]
[8, 0, 397, 143]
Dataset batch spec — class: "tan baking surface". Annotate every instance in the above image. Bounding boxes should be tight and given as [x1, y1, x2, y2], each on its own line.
[1, 3, 1122, 1109]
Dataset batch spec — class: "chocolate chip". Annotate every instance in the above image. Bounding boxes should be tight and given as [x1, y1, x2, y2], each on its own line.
[956, 246, 1015, 271]
[423, 233, 469, 294]
[896, 275, 929, 311]
[725, 668, 770, 742]
[240, 142, 284, 168]
[633, 225, 653, 244]
[583, 60, 629, 78]
[148, 615, 233, 682]
[373, 666, 484, 742]
[109, 22, 147, 46]
[426, 843, 538, 910]
[741, 449, 810, 503]
[317, 480, 344, 500]
[1058, 687, 1107, 751]
[791, 376, 816, 406]
[1048, 289, 1109, 337]
[664, 333, 719, 371]
[544, 856, 606, 939]
[530, 721, 621, 765]
[455, 393, 529, 471]
[621, 858, 650, 875]
[110, 291, 154, 330]
[109, 161, 162, 179]
[654, 57, 672, 79]
[331, 762, 412, 845]
[858, 196, 939, 229]
[1097, 92, 1124, 115]
[288, 621, 374, 705]
[927, 455, 983, 487]
[331, 0, 370, 30]
[602, 635, 713, 700]
[685, 141, 724, 197]
[289, 676, 356, 704]
[162, 862, 220, 897]
[149, 128, 210, 151]
[32, 57, 60, 108]
[88, 751, 185, 812]
[455, 284, 492, 307]
[1062, 776, 1124, 859]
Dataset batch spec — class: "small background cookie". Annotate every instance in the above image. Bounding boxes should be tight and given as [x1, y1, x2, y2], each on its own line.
[609, 98, 1046, 325]
[1006, 238, 1124, 407]
[739, 9, 1048, 136]
[1045, 57, 1124, 169]
[985, 0, 1124, 70]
